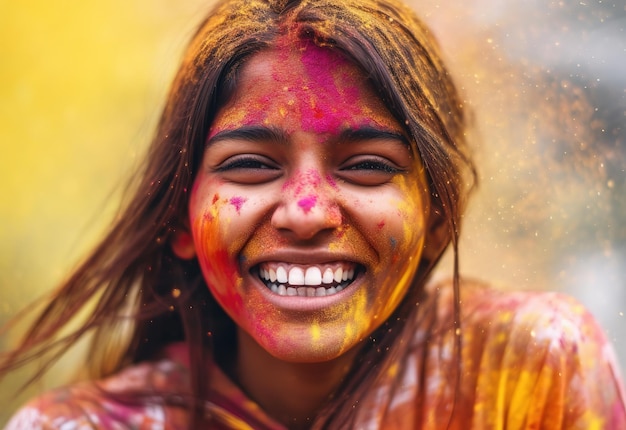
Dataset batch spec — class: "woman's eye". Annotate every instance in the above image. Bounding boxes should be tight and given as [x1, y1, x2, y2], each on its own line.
[345, 160, 400, 173]
[338, 157, 405, 186]
[215, 156, 281, 184]
[218, 157, 276, 171]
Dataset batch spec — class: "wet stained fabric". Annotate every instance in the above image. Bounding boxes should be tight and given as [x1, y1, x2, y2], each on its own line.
[6, 281, 626, 429]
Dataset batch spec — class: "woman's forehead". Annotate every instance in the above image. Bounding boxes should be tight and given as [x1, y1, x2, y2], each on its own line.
[208, 45, 401, 139]
[240, 44, 365, 89]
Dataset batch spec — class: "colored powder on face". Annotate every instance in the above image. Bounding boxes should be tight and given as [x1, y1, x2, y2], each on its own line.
[282, 168, 322, 195]
[332, 225, 348, 240]
[298, 45, 363, 134]
[325, 174, 338, 189]
[298, 195, 317, 213]
[229, 196, 247, 213]
[390, 237, 397, 249]
[310, 322, 321, 343]
[212, 193, 220, 205]
[377, 220, 386, 230]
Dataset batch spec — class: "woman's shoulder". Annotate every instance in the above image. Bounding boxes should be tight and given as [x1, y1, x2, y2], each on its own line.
[427, 278, 611, 346]
[428, 279, 620, 374]
[429, 279, 626, 428]
[4, 360, 189, 430]
[460, 280, 595, 335]
[6, 384, 108, 430]
[458, 280, 618, 365]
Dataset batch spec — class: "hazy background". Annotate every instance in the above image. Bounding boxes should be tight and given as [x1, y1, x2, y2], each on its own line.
[1, 0, 624, 424]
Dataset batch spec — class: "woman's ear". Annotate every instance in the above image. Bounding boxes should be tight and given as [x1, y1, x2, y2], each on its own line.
[171, 228, 196, 260]
[421, 205, 451, 266]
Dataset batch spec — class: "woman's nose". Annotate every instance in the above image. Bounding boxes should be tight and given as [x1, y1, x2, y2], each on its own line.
[271, 171, 342, 240]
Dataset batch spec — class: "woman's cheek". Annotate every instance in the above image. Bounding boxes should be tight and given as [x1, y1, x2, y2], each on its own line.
[191, 188, 245, 313]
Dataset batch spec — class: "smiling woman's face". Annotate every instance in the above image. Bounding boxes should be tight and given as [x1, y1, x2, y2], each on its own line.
[183, 44, 429, 362]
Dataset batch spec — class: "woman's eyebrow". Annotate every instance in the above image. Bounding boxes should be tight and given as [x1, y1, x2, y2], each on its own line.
[206, 125, 410, 147]
[206, 126, 289, 147]
[338, 126, 410, 147]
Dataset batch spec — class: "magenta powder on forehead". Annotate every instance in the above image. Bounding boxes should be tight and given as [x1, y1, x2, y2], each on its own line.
[296, 46, 363, 135]
[298, 195, 317, 213]
[229, 196, 247, 213]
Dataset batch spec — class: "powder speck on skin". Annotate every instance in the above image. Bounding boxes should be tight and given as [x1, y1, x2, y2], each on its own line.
[390, 237, 397, 249]
[229, 196, 247, 213]
[298, 195, 317, 213]
[377, 220, 386, 230]
[325, 174, 338, 189]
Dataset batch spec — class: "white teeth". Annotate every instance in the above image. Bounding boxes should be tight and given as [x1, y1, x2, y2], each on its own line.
[334, 267, 343, 283]
[288, 267, 305, 285]
[276, 266, 288, 283]
[269, 284, 346, 297]
[304, 267, 322, 286]
[259, 263, 359, 296]
[288, 287, 319, 297]
[322, 268, 334, 284]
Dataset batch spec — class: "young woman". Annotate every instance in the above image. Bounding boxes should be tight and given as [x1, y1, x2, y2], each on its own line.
[3, 0, 625, 428]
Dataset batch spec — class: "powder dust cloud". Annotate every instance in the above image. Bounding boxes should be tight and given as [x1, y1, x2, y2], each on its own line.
[0, 0, 624, 426]
[417, 0, 626, 371]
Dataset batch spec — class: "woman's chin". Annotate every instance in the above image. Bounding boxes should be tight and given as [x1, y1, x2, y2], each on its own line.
[244, 325, 365, 364]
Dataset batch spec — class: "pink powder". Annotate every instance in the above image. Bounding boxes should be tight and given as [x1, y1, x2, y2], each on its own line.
[298, 195, 317, 213]
[294, 45, 363, 135]
[325, 174, 338, 189]
[283, 169, 322, 194]
[229, 196, 247, 213]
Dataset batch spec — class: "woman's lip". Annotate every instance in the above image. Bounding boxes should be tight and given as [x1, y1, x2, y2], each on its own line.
[243, 249, 365, 270]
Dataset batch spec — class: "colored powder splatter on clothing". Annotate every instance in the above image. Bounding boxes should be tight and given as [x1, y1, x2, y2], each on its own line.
[7, 284, 626, 429]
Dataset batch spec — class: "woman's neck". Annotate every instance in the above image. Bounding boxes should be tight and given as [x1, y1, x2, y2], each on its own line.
[234, 329, 360, 428]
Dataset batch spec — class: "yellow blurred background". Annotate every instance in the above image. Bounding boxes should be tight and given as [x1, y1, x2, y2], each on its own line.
[0, 0, 211, 422]
[1, 0, 624, 425]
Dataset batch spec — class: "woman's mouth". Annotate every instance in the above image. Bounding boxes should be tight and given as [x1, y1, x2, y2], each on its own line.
[256, 262, 361, 297]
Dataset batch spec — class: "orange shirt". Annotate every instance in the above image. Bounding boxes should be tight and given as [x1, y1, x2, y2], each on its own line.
[6, 282, 626, 429]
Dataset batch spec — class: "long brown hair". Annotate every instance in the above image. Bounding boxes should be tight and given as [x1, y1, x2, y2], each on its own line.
[1, 0, 476, 427]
